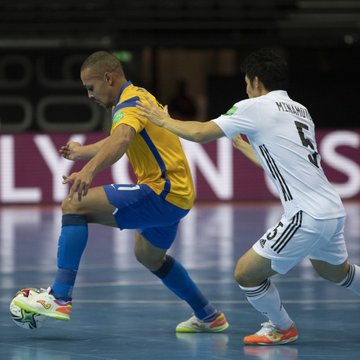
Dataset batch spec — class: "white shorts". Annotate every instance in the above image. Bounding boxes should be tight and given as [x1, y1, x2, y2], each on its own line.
[253, 211, 348, 274]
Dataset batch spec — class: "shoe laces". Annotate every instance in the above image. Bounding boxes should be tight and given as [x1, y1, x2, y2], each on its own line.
[256, 321, 278, 336]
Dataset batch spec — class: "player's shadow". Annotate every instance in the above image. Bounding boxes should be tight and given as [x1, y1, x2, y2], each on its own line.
[176, 332, 230, 355]
[243, 345, 298, 360]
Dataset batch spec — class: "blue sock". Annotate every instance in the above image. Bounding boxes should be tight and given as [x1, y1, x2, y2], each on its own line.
[51, 214, 88, 301]
[152, 255, 217, 320]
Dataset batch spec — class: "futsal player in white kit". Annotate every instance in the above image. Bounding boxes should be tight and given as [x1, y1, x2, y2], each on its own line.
[136, 47, 360, 345]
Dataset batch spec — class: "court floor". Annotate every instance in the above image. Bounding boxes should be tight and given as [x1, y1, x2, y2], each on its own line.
[0, 201, 359, 360]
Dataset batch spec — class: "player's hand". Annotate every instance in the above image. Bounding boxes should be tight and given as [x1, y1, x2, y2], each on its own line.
[231, 135, 248, 150]
[232, 134, 262, 167]
[62, 169, 94, 202]
[136, 96, 170, 127]
[59, 141, 82, 161]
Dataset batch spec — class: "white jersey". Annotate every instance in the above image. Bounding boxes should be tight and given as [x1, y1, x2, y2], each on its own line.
[213, 90, 345, 220]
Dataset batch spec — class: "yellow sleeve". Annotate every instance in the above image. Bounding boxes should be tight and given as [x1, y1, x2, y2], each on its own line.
[111, 107, 147, 134]
[110, 88, 161, 135]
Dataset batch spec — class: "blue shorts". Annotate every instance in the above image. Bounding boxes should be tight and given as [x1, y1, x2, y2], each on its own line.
[103, 184, 190, 249]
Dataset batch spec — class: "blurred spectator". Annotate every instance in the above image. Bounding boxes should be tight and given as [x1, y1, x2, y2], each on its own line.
[169, 80, 197, 120]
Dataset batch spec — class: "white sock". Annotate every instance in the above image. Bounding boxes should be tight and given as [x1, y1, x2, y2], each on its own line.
[337, 264, 360, 296]
[239, 279, 293, 330]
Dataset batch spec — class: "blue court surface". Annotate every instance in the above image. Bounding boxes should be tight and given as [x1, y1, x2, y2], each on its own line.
[0, 202, 359, 360]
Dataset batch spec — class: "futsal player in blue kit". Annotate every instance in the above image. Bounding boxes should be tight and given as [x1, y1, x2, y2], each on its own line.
[14, 51, 229, 333]
[137, 48, 360, 345]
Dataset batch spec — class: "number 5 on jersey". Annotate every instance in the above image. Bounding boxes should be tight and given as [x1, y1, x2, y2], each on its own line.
[294, 121, 319, 168]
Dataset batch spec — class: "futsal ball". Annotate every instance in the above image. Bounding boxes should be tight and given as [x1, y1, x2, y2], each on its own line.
[9, 288, 47, 330]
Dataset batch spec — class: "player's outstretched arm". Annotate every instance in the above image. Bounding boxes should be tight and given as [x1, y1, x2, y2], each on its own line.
[62, 125, 134, 201]
[232, 135, 262, 167]
[59, 137, 110, 161]
[136, 97, 224, 143]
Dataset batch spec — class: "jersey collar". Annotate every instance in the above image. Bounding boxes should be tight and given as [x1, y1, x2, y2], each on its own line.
[268, 90, 288, 97]
[115, 80, 132, 105]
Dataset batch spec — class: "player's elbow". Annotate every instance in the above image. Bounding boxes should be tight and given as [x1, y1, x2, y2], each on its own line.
[188, 130, 209, 143]
[192, 131, 205, 143]
[190, 122, 220, 143]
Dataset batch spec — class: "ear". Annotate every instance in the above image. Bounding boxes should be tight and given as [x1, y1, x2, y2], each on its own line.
[254, 76, 267, 93]
[104, 72, 113, 85]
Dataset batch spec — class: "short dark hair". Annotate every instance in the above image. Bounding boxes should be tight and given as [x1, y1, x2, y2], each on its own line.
[81, 51, 123, 77]
[240, 48, 288, 91]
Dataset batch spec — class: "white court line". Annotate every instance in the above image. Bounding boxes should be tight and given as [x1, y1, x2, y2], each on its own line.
[1, 297, 359, 305]
[63, 299, 360, 305]
[0, 276, 339, 291]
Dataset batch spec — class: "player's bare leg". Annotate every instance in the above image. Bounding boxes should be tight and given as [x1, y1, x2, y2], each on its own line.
[311, 259, 360, 295]
[311, 259, 349, 282]
[62, 186, 118, 227]
[134, 232, 167, 270]
[234, 248, 276, 287]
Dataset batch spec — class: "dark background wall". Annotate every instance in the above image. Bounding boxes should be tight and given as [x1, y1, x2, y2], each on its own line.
[0, 0, 359, 132]
[207, 47, 360, 128]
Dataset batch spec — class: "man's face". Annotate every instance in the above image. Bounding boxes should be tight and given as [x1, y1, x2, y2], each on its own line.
[80, 68, 114, 109]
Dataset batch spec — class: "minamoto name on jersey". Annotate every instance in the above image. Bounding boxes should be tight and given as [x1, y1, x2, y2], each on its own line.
[275, 101, 311, 120]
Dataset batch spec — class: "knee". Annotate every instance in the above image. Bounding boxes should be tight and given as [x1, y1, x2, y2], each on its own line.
[134, 247, 164, 271]
[234, 263, 254, 287]
[61, 197, 82, 215]
[134, 248, 146, 266]
[234, 260, 269, 287]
